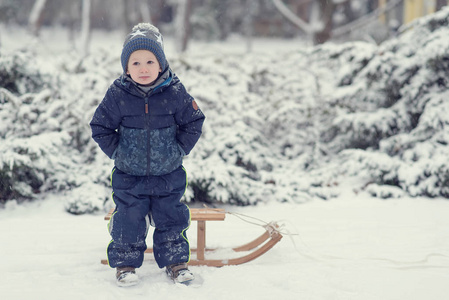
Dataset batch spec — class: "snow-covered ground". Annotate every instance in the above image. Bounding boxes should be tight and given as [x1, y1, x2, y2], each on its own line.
[2, 192, 449, 300]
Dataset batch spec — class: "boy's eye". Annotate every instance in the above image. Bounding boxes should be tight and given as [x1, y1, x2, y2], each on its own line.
[132, 62, 139, 66]
[147, 61, 154, 64]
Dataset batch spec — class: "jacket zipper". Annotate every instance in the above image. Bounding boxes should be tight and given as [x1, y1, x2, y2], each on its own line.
[144, 96, 151, 176]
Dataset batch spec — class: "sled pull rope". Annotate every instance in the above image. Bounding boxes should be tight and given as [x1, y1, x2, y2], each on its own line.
[223, 210, 298, 237]
[200, 205, 343, 264]
[220, 209, 449, 270]
[199, 203, 299, 237]
[221, 210, 326, 263]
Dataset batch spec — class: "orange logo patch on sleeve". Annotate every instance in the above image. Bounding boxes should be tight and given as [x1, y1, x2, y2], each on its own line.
[192, 100, 199, 110]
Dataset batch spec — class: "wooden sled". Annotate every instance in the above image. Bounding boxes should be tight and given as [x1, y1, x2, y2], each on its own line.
[101, 207, 283, 267]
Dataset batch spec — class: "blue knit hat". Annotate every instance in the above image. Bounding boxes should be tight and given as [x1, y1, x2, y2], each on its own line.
[121, 23, 167, 73]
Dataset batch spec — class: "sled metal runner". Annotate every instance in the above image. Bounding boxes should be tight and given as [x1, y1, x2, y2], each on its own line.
[101, 207, 283, 267]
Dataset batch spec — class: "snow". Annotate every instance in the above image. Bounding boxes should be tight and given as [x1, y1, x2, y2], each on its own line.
[3, 8, 449, 299]
[2, 193, 449, 300]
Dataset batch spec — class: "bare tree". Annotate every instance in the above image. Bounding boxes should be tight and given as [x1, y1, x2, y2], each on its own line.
[272, 0, 315, 35]
[122, 0, 154, 33]
[436, 0, 447, 10]
[28, 0, 47, 36]
[138, 0, 152, 23]
[215, 0, 232, 41]
[341, 0, 356, 24]
[313, 0, 334, 44]
[175, 0, 193, 52]
[367, 0, 378, 12]
[333, 0, 403, 38]
[122, 0, 134, 32]
[272, 0, 334, 44]
[80, 0, 92, 57]
[273, 0, 407, 43]
[148, 0, 167, 27]
[243, 0, 258, 52]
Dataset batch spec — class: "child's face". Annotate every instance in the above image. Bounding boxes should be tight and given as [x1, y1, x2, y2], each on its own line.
[126, 50, 162, 85]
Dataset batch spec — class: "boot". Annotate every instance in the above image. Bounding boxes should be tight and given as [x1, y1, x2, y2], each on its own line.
[166, 263, 194, 283]
[116, 266, 139, 287]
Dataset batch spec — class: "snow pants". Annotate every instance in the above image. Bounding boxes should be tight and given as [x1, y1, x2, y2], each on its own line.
[107, 166, 191, 269]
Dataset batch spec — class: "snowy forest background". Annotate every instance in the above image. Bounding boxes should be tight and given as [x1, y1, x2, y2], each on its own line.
[1, 0, 449, 214]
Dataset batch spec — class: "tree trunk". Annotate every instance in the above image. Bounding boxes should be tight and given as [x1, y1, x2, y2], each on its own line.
[138, 0, 152, 23]
[313, 0, 335, 45]
[66, 1, 80, 48]
[80, 0, 92, 57]
[148, 0, 166, 27]
[436, 0, 447, 10]
[297, 0, 312, 22]
[215, 0, 231, 41]
[244, 0, 258, 52]
[367, 0, 378, 12]
[272, 0, 314, 35]
[28, 0, 47, 36]
[175, 0, 193, 52]
[342, 0, 356, 23]
[123, 0, 134, 32]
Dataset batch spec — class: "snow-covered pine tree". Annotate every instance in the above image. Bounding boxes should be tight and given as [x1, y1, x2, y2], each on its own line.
[305, 7, 449, 199]
[3, 7, 449, 212]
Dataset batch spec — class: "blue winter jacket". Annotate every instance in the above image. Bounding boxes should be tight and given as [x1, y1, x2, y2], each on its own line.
[90, 70, 205, 176]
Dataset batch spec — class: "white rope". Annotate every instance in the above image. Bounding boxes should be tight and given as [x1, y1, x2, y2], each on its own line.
[222, 209, 449, 270]
[224, 210, 329, 264]
[225, 211, 270, 228]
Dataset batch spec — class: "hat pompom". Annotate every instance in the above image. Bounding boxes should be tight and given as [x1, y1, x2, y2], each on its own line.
[131, 23, 161, 37]
[121, 23, 167, 73]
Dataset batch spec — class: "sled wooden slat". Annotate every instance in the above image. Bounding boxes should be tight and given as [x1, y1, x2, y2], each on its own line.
[101, 207, 282, 267]
[103, 207, 226, 221]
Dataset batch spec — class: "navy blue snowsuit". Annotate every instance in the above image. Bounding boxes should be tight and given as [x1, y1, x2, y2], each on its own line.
[90, 70, 205, 269]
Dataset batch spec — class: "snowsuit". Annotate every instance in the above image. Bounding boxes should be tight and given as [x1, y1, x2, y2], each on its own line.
[90, 70, 205, 269]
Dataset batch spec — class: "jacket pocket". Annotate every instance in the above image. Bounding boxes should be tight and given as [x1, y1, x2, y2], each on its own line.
[115, 125, 148, 176]
[148, 125, 182, 175]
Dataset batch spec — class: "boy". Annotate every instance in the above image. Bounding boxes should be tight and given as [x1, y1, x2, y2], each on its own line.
[90, 23, 205, 287]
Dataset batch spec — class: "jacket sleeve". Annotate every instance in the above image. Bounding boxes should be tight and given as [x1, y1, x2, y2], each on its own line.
[90, 87, 122, 159]
[174, 86, 205, 156]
